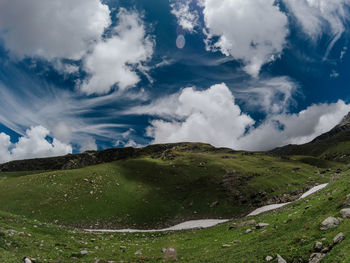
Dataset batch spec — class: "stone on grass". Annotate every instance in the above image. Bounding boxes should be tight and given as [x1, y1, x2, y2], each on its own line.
[210, 201, 219, 208]
[80, 250, 88, 256]
[320, 217, 342, 230]
[314, 241, 322, 251]
[309, 253, 325, 263]
[340, 208, 350, 218]
[333, 232, 345, 244]
[277, 254, 287, 263]
[120, 246, 126, 252]
[22, 258, 34, 263]
[164, 248, 177, 261]
[265, 255, 273, 261]
[245, 228, 252, 234]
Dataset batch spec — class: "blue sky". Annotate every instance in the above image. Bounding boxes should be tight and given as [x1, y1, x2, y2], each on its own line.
[0, 0, 350, 162]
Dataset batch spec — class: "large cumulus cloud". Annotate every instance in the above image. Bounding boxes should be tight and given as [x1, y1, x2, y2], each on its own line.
[202, 0, 289, 77]
[135, 83, 350, 151]
[0, 0, 111, 60]
[0, 126, 72, 164]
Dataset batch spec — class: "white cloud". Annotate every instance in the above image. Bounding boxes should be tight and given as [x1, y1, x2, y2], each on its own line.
[145, 83, 254, 148]
[202, 0, 288, 77]
[0, 133, 12, 163]
[138, 83, 350, 151]
[80, 8, 154, 95]
[170, 0, 199, 32]
[0, 81, 128, 154]
[79, 137, 98, 152]
[0, 126, 72, 163]
[330, 70, 340, 78]
[0, 0, 111, 60]
[235, 77, 298, 114]
[284, 0, 350, 58]
[239, 100, 350, 150]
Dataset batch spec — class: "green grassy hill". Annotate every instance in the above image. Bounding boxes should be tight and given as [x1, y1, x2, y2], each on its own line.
[0, 143, 332, 229]
[2, 115, 350, 262]
[273, 112, 350, 162]
[0, 162, 349, 262]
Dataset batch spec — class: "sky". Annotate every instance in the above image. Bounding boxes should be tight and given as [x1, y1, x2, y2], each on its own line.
[1, 0, 350, 163]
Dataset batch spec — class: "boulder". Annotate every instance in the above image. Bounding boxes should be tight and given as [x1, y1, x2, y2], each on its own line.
[265, 255, 273, 261]
[210, 201, 219, 208]
[277, 254, 287, 263]
[340, 208, 350, 218]
[164, 248, 177, 261]
[344, 194, 350, 206]
[320, 217, 342, 230]
[314, 241, 322, 252]
[309, 253, 325, 263]
[333, 232, 345, 245]
[22, 258, 34, 263]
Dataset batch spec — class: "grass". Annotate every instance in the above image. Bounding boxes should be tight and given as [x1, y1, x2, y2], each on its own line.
[0, 165, 349, 262]
[0, 147, 331, 229]
[0, 142, 348, 262]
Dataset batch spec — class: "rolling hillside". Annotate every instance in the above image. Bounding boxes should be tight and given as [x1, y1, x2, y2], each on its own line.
[0, 143, 332, 229]
[1, 116, 350, 262]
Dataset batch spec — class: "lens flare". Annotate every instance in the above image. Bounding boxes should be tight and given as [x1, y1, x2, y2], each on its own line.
[176, 34, 186, 49]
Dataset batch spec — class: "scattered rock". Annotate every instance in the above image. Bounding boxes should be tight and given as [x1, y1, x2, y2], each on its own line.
[245, 228, 252, 234]
[321, 247, 330, 254]
[314, 241, 323, 252]
[222, 244, 231, 248]
[243, 219, 257, 226]
[164, 248, 177, 261]
[333, 232, 345, 245]
[309, 253, 325, 263]
[80, 250, 88, 256]
[135, 250, 142, 255]
[120, 246, 126, 252]
[256, 223, 269, 229]
[210, 201, 219, 208]
[277, 254, 287, 263]
[320, 217, 342, 230]
[265, 255, 273, 261]
[161, 248, 167, 253]
[340, 208, 350, 218]
[23, 258, 34, 263]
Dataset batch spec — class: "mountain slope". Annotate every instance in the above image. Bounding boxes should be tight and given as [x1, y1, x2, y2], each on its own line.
[0, 165, 349, 262]
[272, 112, 350, 162]
[0, 143, 331, 229]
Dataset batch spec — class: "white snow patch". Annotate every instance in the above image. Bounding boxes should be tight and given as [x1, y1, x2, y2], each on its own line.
[84, 219, 229, 233]
[299, 183, 328, 199]
[247, 203, 291, 217]
[247, 183, 328, 217]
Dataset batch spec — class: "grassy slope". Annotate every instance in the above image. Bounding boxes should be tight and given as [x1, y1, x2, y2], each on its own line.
[0, 165, 349, 262]
[272, 127, 350, 163]
[0, 147, 331, 229]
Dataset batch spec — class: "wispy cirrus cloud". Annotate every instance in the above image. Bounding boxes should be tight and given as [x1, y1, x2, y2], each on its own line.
[284, 0, 350, 59]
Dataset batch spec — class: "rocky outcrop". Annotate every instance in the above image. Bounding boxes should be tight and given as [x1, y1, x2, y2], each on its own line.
[340, 208, 350, 218]
[320, 217, 342, 230]
[0, 143, 222, 172]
